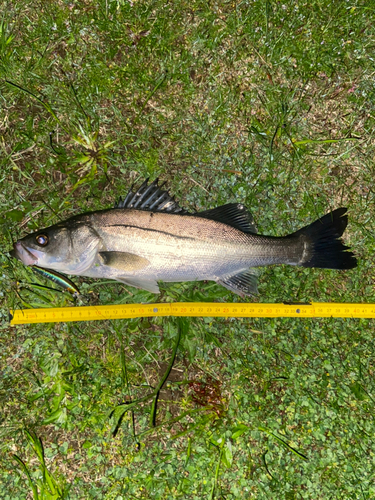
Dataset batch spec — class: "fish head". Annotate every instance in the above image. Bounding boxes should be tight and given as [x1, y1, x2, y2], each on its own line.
[10, 221, 101, 275]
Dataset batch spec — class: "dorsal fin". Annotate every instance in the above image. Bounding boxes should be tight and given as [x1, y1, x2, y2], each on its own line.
[115, 178, 190, 214]
[196, 203, 257, 234]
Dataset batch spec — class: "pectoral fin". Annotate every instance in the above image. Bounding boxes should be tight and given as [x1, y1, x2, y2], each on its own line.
[116, 277, 160, 294]
[99, 251, 150, 271]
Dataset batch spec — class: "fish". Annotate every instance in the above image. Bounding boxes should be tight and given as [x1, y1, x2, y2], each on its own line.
[10, 179, 357, 297]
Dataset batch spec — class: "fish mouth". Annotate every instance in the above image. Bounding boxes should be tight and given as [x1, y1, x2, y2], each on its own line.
[10, 242, 39, 266]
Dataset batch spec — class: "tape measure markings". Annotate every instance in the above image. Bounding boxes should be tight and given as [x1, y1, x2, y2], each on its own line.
[9, 302, 375, 325]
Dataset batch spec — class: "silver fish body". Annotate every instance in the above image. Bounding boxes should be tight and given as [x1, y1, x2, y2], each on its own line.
[10, 180, 357, 296]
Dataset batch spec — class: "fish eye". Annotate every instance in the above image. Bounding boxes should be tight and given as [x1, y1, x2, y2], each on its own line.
[35, 234, 49, 246]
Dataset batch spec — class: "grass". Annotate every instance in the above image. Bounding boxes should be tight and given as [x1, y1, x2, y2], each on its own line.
[1, 0, 375, 498]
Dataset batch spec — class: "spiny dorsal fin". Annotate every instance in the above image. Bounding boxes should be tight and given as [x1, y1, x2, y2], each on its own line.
[197, 203, 257, 234]
[115, 178, 190, 214]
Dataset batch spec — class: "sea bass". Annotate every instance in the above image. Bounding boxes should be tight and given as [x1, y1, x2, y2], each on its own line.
[10, 179, 357, 296]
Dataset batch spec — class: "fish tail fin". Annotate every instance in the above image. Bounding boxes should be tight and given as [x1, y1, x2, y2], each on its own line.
[291, 208, 357, 269]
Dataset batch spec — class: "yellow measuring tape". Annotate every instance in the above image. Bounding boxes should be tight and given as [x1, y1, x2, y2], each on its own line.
[9, 302, 375, 325]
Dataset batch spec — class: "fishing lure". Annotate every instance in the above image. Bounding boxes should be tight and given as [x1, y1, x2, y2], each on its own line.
[32, 265, 80, 297]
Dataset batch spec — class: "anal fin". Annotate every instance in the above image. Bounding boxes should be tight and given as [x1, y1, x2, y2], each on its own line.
[217, 268, 259, 297]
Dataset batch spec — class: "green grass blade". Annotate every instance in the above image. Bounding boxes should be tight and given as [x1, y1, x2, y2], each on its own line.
[5, 80, 64, 129]
[13, 455, 40, 500]
[149, 319, 182, 427]
[259, 427, 308, 461]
